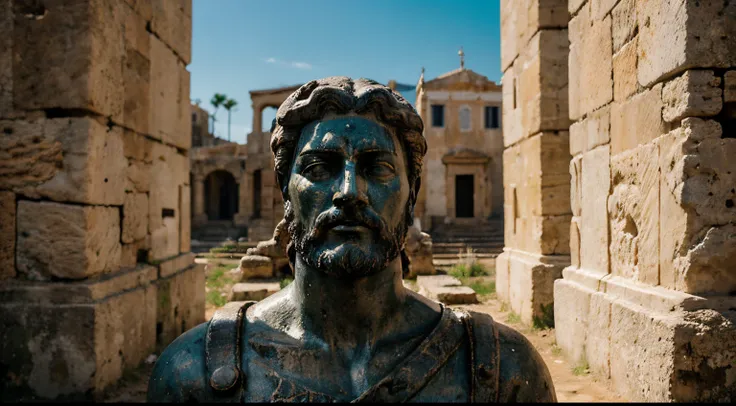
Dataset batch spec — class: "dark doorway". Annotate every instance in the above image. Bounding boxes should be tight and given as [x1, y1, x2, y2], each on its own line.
[455, 175, 474, 218]
[204, 170, 238, 221]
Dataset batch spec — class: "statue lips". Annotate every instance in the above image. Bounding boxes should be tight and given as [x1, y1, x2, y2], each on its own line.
[312, 208, 383, 242]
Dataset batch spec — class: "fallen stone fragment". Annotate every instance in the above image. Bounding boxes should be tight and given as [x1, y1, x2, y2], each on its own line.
[229, 282, 281, 302]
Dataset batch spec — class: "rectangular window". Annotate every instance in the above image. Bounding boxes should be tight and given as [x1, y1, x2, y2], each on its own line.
[431, 105, 445, 127]
[485, 106, 500, 129]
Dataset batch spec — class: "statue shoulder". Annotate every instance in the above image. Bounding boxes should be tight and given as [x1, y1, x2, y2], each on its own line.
[464, 310, 556, 403]
[495, 322, 557, 402]
[147, 322, 210, 402]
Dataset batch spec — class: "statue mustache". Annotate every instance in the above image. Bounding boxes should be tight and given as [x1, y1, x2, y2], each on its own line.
[308, 206, 390, 241]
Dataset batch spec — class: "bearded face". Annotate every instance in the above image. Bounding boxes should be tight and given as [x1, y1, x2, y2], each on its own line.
[284, 115, 412, 278]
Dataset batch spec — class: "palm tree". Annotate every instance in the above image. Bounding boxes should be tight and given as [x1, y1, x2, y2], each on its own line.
[223, 98, 238, 142]
[210, 93, 227, 135]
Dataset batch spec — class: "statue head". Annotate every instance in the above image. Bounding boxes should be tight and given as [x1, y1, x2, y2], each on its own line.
[270, 77, 426, 278]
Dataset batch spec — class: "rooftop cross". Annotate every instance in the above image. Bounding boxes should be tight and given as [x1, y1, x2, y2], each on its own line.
[458, 47, 465, 70]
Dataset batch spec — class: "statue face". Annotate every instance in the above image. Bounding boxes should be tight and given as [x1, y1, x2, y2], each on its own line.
[286, 115, 411, 278]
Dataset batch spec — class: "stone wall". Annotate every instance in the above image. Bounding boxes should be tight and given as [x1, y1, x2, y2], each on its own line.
[496, 0, 571, 326]
[0, 0, 203, 400]
[554, 0, 736, 401]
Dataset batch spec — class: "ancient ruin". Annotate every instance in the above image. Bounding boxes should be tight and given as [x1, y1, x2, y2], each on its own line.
[0, 0, 203, 400]
[500, 0, 735, 401]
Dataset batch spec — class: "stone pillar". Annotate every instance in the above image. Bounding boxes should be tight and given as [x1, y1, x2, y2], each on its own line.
[192, 174, 207, 225]
[554, 0, 736, 401]
[234, 168, 250, 227]
[496, 0, 571, 327]
[0, 1, 204, 400]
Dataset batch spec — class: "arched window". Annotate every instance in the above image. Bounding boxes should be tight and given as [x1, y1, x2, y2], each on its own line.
[459, 105, 471, 132]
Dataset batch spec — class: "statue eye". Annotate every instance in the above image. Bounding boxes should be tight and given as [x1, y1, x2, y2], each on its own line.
[302, 162, 331, 180]
[366, 162, 395, 178]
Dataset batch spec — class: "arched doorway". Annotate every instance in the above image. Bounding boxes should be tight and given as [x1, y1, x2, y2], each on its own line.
[204, 170, 238, 221]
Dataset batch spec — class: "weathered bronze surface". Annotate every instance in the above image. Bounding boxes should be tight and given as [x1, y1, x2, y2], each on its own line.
[147, 77, 556, 403]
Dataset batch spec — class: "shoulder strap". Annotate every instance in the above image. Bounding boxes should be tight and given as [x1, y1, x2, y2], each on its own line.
[463, 310, 501, 403]
[205, 300, 256, 397]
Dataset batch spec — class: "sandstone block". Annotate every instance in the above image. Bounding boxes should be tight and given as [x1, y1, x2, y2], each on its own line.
[0, 191, 15, 280]
[662, 70, 722, 122]
[609, 142, 659, 284]
[125, 159, 151, 193]
[12, 0, 125, 122]
[613, 37, 638, 102]
[585, 292, 611, 379]
[0, 0, 12, 118]
[122, 129, 153, 162]
[120, 236, 150, 269]
[124, 0, 153, 20]
[0, 118, 127, 205]
[150, 0, 192, 64]
[500, 0, 518, 72]
[580, 145, 610, 274]
[416, 275, 478, 305]
[122, 193, 148, 244]
[239, 255, 273, 280]
[570, 156, 582, 216]
[495, 251, 511, 302]
[229, 282, 280, 302]
[611, 0, 636, 52]
[724, 71, 736, 103]
[179, 185, 191, 253]
[506, 250, 565, 326]
[540, 215, 572, 255]
[122, 7, 150, 135]
[610, 83, 664, 155]
[501, 69, 522, 147]
[148, 143, 186, 260]
[149, 35, 191, 149]
[569, 10, 613, 120]
[553, 278, 591, 365]
[637, 0, 736, 88]
[0, 276, 157, 399]
[155, 263, 205, 349]
[158, 252, 195, 279]
[16, 201, 121, 281]
[569, 105, 611, 154]
[570, 217, 581, 268]
[592, 0, 617, 20]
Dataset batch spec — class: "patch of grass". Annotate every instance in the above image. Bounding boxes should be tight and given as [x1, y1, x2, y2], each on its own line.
[506, 311, 521, 324]
[550, 343, 562, 357]
[449, 262, 488, 278]
[499, 302, 509, 312]
[206, 290, 228, 307]
[572, 359, 590, 376]
[205, 266, 235, 289]
[468, 279, 496, 296]
[280, 277, 293, 289]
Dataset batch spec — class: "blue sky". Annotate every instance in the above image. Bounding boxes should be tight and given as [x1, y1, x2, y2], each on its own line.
[190, 0, 501, 144]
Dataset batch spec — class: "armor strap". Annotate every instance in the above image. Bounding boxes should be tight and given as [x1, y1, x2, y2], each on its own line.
[464, 310, 501, 403]
[205, 300, 256, 396]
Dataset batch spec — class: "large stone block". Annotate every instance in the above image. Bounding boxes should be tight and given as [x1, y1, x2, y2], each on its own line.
[0, 191, 15, 280]
[500, 0, 568, 72]
[0, 118, 127, 205]
[239, 255, 274, 280]
[148, 143, 187, 260]
[122, 5, 150, 135]
[662, 70, 722, 123]
[569, 104, 610, 155]
[0, 267, 158, 400]
[229, 282, 280, 302]
[122, 193, 148, 244]
[725, 71, 736, 103]
[16, 201, 121, 281]
[580, 145, 610, 274]
[495, 251, 511, 302]
[155, 263, 205, 350]
[505, 249, 567, 326]
[585, 292, 611, 379]
[150, 0, 192, 64]
[569, 8, 613, 120]
[659, 118, 736, 294]
[179, 185, 191, 253]
[611, 0, 636, 52]
[569, 156, 582, 216]
[553, 278, 591, 365]
[613, 37, 638, 102]
[149, 36, 191, 149]
[0, 0, 12, 118]
[609, 142, 660, 284]
[637, 0, 736, 88]
[570, 217, 581, 267]
[12, 0, 125, 122]
[610, 83, 664, 155]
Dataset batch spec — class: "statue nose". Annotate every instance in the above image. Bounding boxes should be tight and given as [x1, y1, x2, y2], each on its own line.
[333, 163, 367, 208]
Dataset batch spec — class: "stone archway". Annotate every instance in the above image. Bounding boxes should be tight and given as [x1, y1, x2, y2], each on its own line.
[204, 170, 238, 221]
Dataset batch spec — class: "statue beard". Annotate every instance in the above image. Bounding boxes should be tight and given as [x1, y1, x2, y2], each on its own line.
[285, 201, 408, 279]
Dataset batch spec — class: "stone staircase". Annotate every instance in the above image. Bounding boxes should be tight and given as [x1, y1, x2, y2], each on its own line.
[191, 220, 247, 253]
[427, 218, 505, 270]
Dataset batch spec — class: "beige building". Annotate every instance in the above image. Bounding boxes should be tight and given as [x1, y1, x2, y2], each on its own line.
[414, 60, 504, 231]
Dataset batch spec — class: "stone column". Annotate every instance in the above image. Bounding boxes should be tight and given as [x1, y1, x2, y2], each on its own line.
[553, 0, 736, 401]
[192, 174, 207, 225]
[0, 1, 204, 400]
[496, 0, 571, 327]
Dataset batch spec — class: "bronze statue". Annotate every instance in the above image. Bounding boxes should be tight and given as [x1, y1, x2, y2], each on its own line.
[147, 77, 556, 402]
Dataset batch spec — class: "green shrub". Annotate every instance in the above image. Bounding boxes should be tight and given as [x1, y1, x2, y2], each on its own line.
[468, 279, 496, 296]
[206, 290, 228, 307]
[506, 311, 521, 324]
[449, 262, 488, 278]
[280, 277, 293, 289]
